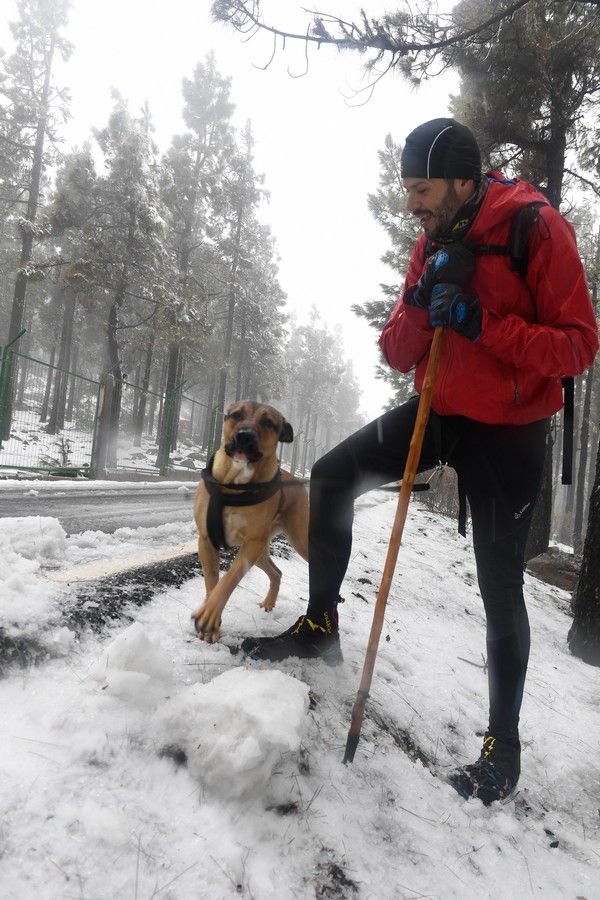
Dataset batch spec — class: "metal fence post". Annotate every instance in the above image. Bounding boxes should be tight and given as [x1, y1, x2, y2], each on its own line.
[90, 373, 114, 479]
[0, 329, 26, 446]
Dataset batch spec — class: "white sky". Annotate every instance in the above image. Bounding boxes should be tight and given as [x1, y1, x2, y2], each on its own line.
[1, 0, 459, 417]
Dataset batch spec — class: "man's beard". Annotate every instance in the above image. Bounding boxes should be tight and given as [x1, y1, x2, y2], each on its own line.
[427, 182, 463, 240]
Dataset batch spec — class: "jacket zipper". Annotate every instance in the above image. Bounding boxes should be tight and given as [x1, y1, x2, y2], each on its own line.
[513, 372, 521, 405]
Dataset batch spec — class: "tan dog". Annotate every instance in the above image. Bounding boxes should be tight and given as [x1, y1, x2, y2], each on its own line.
[192, 400, 308, 642]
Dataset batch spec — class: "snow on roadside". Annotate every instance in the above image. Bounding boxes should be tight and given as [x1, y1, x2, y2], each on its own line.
[0, 494, 599, 900]
[0, 516, 69, 635]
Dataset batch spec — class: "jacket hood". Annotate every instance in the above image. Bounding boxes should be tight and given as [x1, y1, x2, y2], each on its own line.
[468, 172, 550, 239]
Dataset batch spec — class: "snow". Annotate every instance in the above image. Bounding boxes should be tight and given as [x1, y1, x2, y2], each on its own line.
[1, 494, 599, 899]
[0, 516, 68, 631]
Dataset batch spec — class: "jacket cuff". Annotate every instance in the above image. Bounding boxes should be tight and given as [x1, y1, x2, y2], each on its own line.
[402, 303, 433, 333]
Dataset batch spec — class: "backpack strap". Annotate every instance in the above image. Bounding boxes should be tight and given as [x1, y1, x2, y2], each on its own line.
[507, 200, 546, 277]
[561, 375, 574, 486]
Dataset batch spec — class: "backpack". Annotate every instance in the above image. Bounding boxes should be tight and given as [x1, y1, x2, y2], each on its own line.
[440, 201, 574, 486]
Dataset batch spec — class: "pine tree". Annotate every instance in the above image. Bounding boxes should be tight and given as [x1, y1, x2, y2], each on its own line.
[42, 145, 97, 432]
[0, 0, 71, 437]
[156, 55, 235, 469]
[353, 133, 420, 408]
[87, 96, 174, 464]
[209, 121, 263, 449]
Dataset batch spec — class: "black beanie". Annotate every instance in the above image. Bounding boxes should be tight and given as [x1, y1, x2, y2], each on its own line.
[401, 118, 481, 181]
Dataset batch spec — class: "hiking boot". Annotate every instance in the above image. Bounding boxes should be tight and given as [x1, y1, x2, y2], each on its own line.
[449, 733, 521, 805]
[241, 613, 343, 665]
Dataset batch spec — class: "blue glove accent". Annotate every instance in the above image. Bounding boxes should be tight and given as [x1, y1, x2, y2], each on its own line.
[429, 283, 482, 341]
[406, 243, 476, 310]
[432, 249, 450, 271]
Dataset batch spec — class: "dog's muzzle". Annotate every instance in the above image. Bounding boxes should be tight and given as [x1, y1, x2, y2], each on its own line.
[225, 427, 263, 463]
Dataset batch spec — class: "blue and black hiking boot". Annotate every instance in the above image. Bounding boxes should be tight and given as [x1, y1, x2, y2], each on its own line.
[241, 612, 343, 665]
[449, 733, 521, 805]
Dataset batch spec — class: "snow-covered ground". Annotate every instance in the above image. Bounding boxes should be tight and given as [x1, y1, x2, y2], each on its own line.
[1, 494, 599, 899]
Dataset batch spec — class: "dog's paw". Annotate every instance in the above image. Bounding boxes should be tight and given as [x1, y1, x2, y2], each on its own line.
[191, 606, 222, 643]
[258, 597, 276, 612]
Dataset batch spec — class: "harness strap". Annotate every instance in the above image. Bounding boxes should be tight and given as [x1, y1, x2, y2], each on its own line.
[561, 376, 574, 485]
[200, 455, 283, 550]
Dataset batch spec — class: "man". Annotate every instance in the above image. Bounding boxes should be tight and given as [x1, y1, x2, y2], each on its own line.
[242, 118, 598, 804]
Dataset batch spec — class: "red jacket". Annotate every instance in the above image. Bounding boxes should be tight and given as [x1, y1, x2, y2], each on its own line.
[379, 175, 599, 425]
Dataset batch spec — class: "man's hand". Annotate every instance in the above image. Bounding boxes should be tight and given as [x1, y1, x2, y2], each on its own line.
[406, 243, 476, 309]
[429, 283, 482, 341]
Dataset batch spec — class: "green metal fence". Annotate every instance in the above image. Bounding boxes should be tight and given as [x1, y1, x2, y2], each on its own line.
[0, 343, 214, 478]
[0, 347, 101, 475]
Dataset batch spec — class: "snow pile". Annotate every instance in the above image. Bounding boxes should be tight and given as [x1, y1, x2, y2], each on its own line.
[90, 624, 310, 800]
[0, 516, 67, 631]
[156, 667, 310, 799]
[0, 515, 67, 564]
[90, 622, 174, 703]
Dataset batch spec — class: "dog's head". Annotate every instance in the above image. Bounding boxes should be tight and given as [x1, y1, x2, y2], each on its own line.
[223, 401, 294, 464]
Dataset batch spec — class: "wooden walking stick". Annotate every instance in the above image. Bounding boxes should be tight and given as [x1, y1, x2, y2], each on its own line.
[343, 325, 446, 764]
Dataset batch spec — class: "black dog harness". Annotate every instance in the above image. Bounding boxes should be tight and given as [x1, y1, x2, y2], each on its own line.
[200, 455, 284, 550]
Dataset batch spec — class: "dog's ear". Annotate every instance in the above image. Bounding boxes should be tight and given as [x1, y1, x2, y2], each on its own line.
[279, 419, 294, 443]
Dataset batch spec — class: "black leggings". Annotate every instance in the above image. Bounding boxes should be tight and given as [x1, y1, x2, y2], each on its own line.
[307, 396, 549, 741]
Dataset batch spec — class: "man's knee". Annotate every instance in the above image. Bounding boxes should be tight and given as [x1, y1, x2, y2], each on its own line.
[311, 440, 355, 485]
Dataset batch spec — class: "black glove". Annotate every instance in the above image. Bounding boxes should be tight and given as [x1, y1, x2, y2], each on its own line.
[429, 283, 482, 341]
[407, 243, 476, 309]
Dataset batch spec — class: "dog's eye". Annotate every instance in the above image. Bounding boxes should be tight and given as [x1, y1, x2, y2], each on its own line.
[260, 418, 276, 430]
[226, 410, 243, 421]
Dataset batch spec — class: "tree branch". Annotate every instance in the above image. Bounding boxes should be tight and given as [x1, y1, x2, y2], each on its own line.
[565, 167, 600, 198]
[212, 0, 539, 61]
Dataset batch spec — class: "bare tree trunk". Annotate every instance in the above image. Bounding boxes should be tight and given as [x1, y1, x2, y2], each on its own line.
[568, 432, 600, 666]
[133, 330, 155, 447]
[106, 298, 122, 467]
[213, 202, 243, 450]
[3, 35, 56, 436]
[573, 367, 595, 555]
[47, 286, 77, 434]
[235, 302, 246, 401]
[65, 342, 79, 421]
[15, 324, 31, 408]
[171, 352, 185, 452]
[203, 370, 216, 450]
[39, 339, 58, 423]
[156, 343, 180, 469]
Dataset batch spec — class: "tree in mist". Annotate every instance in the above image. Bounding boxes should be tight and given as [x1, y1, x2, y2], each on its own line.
[568, 440, 600, 666]
[353, 133, 418, 408]
[86, 97, 174, 461]
[156, 55, 235, 465]
[281, 312, 346, 474]
[212, 1, 600, 87]
[450, 0, 600, 206]
[0, 0, 71, 437]
[208, 121, 264, 448]
[42, 144, 97, 432]
[230, 218, 286, 401]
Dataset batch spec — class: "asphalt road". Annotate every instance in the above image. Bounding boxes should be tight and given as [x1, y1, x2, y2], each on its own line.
[0, 485, 197, 534]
